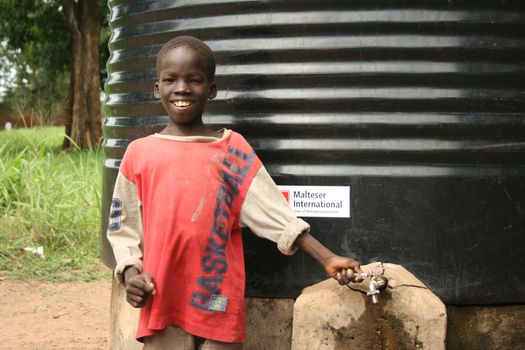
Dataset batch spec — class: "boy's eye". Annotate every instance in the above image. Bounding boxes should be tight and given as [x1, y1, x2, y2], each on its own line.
[163, 78, 175, 83]
[190, 77, 204, 84]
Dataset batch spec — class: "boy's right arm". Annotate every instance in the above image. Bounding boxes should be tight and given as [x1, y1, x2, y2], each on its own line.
[106, 172, 144, 285]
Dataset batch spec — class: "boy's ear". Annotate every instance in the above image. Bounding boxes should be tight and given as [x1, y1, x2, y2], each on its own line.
[208, 82, 217, 100]
[153, 82, 160, 99]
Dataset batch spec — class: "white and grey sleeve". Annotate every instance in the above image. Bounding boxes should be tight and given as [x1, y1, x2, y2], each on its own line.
[106, 172, 144, 284]
[239, 166, 310, 255]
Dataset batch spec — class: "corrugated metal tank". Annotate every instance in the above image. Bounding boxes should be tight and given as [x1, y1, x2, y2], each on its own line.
[101, 0, 525, 305]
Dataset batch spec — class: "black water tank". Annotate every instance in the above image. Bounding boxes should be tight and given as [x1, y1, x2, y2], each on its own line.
[101, 0, 525, 305]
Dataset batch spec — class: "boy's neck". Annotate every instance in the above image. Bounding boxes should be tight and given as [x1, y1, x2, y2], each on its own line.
[159, 121, 219, 138]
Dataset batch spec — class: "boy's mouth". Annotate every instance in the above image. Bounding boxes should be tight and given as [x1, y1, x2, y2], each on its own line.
[171, 100, 192, 108]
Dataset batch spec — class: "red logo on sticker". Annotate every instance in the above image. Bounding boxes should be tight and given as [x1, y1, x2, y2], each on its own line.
[281, 190, 290, 202]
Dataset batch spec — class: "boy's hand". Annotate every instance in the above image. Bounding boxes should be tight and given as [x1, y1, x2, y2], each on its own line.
[294, 232, 363, 285]
[324, 255, 363, 285]
[124, 268, 156, 308]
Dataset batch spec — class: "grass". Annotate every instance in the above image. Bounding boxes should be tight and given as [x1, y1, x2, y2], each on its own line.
[0, 127, 111, 281]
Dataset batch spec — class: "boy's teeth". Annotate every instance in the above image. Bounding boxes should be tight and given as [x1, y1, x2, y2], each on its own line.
[174, 101, 191, 107]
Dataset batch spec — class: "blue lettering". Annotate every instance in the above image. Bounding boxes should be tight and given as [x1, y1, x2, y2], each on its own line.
[221, 171, 241, 198]
[228, 147, 254, 162]
[206, 237, 226, 257]
[212, 200, 230, 241]
[197, 276, 224, 295]
[191, 143, 258, 312]
[190, 292, 210, 311]
[108, 198, 122, 231]
[217, 185, 233, 208]
[222, 158, 242, 175]
[202, 255, 227, 274]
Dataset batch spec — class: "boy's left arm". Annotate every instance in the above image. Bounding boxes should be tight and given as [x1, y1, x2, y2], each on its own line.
[294, 232, 362, 285]
[240, 166, 361, 284]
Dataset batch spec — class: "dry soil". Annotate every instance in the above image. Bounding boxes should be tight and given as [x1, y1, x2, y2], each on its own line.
[1, 278, 111, 350]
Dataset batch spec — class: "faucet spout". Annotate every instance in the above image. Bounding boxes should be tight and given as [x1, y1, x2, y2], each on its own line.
[358, 272, 388, 304]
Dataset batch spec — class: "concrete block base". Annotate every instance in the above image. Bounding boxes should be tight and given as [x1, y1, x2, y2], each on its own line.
[107, 279, 142, 350]
[292, 263, 447, 350]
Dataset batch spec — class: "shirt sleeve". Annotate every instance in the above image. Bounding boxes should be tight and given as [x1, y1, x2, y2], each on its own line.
[239, 166, 310, 255]
[106, 171, 144, 284]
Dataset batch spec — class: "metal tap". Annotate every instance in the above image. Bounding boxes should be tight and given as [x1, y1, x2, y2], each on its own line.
[357, 272, 388, 304]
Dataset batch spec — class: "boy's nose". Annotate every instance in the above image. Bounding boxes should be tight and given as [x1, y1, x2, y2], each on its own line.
[174, 80, 190, 94]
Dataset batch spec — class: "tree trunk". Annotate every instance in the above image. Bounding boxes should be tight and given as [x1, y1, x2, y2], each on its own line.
[62, 0, 102, 149]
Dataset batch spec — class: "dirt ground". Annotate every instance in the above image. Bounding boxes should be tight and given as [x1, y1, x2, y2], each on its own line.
[1, 277, 112, 350]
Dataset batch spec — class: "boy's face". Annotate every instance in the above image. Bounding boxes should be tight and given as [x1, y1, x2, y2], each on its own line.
[154, 46, 216, 125]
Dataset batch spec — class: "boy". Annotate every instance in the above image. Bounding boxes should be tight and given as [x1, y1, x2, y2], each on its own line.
[107, 36, 362, 350]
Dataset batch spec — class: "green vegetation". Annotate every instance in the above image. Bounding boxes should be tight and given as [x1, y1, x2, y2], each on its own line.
[0, 0, 109, 148]
[0, 127, 110, 281]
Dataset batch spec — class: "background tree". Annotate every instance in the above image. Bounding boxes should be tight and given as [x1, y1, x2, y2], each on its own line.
[0, 41, 69, 126]
[0, 0, 109, 149]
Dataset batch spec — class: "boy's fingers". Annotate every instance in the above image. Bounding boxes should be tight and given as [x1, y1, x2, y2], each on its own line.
[127, 285, 147, 298]
[335, 268, 364, 285]
[126, 294, 147, 308]
[347, 259, 361, 272]
[142, 272, 157, 295]
[142, 272, 154, 284]
[348, 263, 363, 282]
[350, 262, 364, 282]
[127, 294, 144, 304]
[335, 272, 343, 285]
[127, 273, 156, 296]
[344, 269, 356, 284]
[335, 271, 350, 285]
[128, 300, 145, 308]
[345, 269, 355, 282]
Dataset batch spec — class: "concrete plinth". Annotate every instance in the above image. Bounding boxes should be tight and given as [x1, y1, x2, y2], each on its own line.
[292, 262, 447, 350]
[108, 279, 142, 350]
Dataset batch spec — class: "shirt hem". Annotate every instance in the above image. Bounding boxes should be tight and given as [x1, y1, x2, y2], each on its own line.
[137, 314, 246, 343]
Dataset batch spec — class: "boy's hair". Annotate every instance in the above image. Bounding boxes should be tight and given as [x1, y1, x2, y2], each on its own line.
[156, 36, 216, 82]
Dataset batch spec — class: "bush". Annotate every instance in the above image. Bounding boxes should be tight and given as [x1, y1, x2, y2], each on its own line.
[0, 127, 109, 281]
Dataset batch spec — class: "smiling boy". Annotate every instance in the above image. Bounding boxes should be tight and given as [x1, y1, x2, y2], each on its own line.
[107, 36, 362, 350]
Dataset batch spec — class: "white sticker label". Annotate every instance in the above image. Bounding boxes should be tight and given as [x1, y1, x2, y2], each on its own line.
[277, 185, 351, 218]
